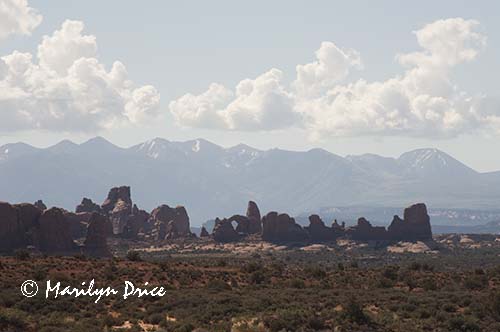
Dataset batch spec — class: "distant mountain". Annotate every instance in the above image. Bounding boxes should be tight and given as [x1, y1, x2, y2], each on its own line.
[432, 220, 500, 235]
[294, 206, 500, 229]
[1, 137, 499, 225]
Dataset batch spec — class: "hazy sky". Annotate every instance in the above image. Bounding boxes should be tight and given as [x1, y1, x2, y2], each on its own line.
[0, 1, 499, 171]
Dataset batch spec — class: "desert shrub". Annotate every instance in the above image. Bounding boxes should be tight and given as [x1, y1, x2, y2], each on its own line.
[376, 277, 395, 288]
[421, 278, 437, 291]
[48, 270, 72, 283]
[146, 312, 165, 325]
[382, 266, 399, 281]
[290, 278, 306, 289]
[126, 250, 142, 262]
[249, 270, 267, 285]
[443, 303, 457, 312]
[305, 265, 327, 279]
[448, 316, 480, 332]
[263, 308, 309, 332]
[418, 308, 431, 319]
[343, 300, 369, 324]
[206, 279, 231, 291]
[489, 292, 500, 320]
[409, 262, 422, 271]
[421, 263, 434, 272]
[0, 308, 28, 331]
[242, 261, 262, 273]
[307, 315, 326, 330]
[14, 249, 30, 260]
[464, 274, 488, 290]
[216, 259, 227, 267]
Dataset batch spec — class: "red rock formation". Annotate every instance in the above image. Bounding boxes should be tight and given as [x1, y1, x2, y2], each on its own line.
[101, 186, 133, 234]
[76, 198, 101, 213]
[331, 219, 345, 233]
[150, 205, 193, 240]
[123, 205, 150, 239]
[33, 200, 47, 211]
[84, 213, 112, 257]
[64, 211, 93, 239]
[200, 226, 210, 238]
[0, 202, 24, 251]
[305, 214, 339, 242]
[246, 201, 262, 234]
[231, 215, 251, 234]
[37, 207, 75, 253]
[14, 203, 42, 245]
[212, 218, 239, 242]
[347, 217, 388, 241]
[15, 203, 41, 231]
[262, 212, 308, 242]
[224, 201, 263, 235]
[388, 203, 432, 241]
[101, 186, 132, 213]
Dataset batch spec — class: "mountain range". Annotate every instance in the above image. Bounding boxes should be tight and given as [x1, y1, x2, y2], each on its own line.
[1, 137, 499, 225]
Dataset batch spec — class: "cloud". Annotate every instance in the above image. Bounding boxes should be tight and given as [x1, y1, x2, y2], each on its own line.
[171, 17, 498, 139]
[293, 41, 362, 96]
[0, 20, 160, 132]
[303, 18, 488, 139]
[0, 0, 42, 40]
[170, 68, 299, 130]
[37, 20, 97, 75]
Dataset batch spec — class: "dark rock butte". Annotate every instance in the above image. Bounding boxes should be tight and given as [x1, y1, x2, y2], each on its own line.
[200, 226, 210, 238]
[387, 203, 432, 241]
[76, 197, 101, 214]
[305, 214, 339, 242]
[84, 212, 112, 257]
[246, 201, 262, 234]
[0, 202, 25, 251]
[262, 212, 308, 242]
[347, 217, 388, 242]
[37, 207, 75, 253]
[101, 186, 133, 234]
[150, 204, 193, 240]
[212, 218, 240, 242]
[33, 200, 47, 211]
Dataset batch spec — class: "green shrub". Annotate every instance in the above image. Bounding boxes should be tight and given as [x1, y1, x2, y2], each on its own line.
[344, 300, 369, 325]
[448, 316, 480, 332]
[126, 250, 142, 262]
[14, 249, 30, 260]
[0, 308, 28, 331]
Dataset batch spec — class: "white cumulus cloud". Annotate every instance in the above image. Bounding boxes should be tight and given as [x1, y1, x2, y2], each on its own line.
[293, 41, 362, 96]
[0, 0, 41, 40]
[303, 18, 488, 138]
[170, 68, 299, 131]
[170, 17, 499, 139]
[0, 20, 160, 132]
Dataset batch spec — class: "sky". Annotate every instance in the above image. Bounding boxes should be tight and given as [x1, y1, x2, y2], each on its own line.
[0, 0, 499, 171]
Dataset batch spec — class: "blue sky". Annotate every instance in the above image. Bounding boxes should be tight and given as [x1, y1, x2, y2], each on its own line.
[0, 0, 499, 171]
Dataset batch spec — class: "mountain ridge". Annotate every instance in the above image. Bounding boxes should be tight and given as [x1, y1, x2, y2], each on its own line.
[0, 137, 486, 172]
[1, 137, 498, 225]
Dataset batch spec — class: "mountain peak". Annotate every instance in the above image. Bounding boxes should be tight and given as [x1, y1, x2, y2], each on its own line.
[181, 138, 223, 154]
[83, 136, 111, 145]
[398, 148, 476, 177]
[47, 139, 78, 153]
[51, 139, 77, 147]
[227, 143, 261, 153]
[81, 136, 120, 149]
[0, 142, 38, 161]
[399, 148, 452, 166]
